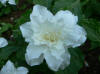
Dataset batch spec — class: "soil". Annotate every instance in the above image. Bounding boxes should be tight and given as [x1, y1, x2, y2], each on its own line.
[79, 40, 100, 74]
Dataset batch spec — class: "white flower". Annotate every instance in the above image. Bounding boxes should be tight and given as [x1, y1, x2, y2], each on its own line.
[0, 0, 16, 5]
[20, 5, 86, 71]
[0, 0, 6, 5]
[0, 37, 8, 48]
[0, 60, 28, 74]
[8, 0, 16, 5]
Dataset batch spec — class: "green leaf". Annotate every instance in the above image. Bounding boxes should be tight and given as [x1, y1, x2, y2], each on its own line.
[33, 0, 53, 9]
[14, 9, 32, 29]
[0, 23, 13, 36]
[0, 41, 19, 60]
[52, 0, 82, 17]
[56, 48, 84, 74]
[79, 19, 100, 42]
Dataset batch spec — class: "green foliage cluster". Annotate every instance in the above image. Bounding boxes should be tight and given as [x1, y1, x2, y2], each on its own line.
[0, 0, 100, 74]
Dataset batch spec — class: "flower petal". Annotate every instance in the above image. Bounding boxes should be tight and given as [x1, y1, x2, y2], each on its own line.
[0, 37, 8, 48]
[55, 10, 78, 26]
[63, 25, 86, 48]
[20, 22, 33, 43]
[60, 49, 70, 70]
[25, 43, 45, 66]
[0, 0, 7, 5]
[0, 60, 15, 74]
[30, 5, 53, 25]
[16, 67, 28, 74]
[44, 50, 63, 71]
[8, 0, 16, 5]
[50, 41, 65, 60]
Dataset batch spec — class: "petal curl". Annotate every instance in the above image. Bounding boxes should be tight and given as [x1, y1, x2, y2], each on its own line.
[16, 67, 28, 74]
[0, 37, 8, 48]
[20, 22, 33, 42]
[0, 60, 15, 74]
[8, 0, 16, 5]
[0, 0, 7, 5]
[44, 50, 63, 71]
[60, 49, 70, 70]
[30, 5, 53, 25]
[63, 25, 86, 48]
[25, 43, 45, 66]
[55, 10, 78, 26]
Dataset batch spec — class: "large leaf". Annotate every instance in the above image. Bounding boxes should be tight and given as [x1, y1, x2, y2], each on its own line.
[79, 19, 100, 42]
[33, 0, 53, 9]
[56, 48, 84, 74]
[52, 0, 82, 17]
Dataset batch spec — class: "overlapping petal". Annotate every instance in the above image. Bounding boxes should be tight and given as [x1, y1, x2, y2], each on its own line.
[25, 43, 45, 66]
[55, 10, 78, 26]
[16, 67, 28, 74]
[20, 22, 34, 42]
[8, 0, 16, 5]
[63, 25, 86, 48]
[0, 60, 28, 74]
[0, 0, 16, 5]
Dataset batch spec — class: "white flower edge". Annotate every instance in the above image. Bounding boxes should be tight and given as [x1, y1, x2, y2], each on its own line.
[8, 0, 16, 5]
[0, 37, 8, 48]
[0, 0, 7, 5]
[0, 0, 16, 5]
[0, 60, 28, 74]
[20, 5, 87, 71]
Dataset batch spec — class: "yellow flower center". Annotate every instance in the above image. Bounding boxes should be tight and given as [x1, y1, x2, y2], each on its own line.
[42, 32, 60, 43]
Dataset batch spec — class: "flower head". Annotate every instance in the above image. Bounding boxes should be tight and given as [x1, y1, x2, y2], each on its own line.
[0, 37, 8, 48]
[20, 5, 86, 71]
[0, 0, 16, 5]
[0, 60, 28, 74]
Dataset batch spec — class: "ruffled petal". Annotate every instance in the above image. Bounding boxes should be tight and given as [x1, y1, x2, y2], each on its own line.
[0, 37, 8, 48]
[8, 0, 16, 5]
[0, 60, 16, 74]
[44, 50, 63, 71]
[16, 67, 28, 74]
[63, 25, 86, 48]
[0, 0, 7, 5]
[20, 22, 34, 43]
[30, 5, 53, 24]
[50, 41, 65, 60]
[55, 10, 78, 26]
[25, 43, 45, 66]
[60, 49, 71, 70]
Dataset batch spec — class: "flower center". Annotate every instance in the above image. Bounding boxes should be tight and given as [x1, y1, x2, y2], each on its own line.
[42, 32, 60, 43]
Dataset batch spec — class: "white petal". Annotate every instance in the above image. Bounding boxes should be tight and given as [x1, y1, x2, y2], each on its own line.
[16, 67, 28, 74]
[30, 5, 53, 25]
[55, 10, 78, 26]
[0, 0, 7, 5]
[44, 50, 63, 71]
[20, 22, 34, 43]
[63, 25, 86, 48]
[8, 0, 16, 5]
[50, 41, 65, 60]
[25, 43, 45, 66]
[0, 37, 8, 48]
[60, 49, 71, 70]
[0, 60, 16, 74]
